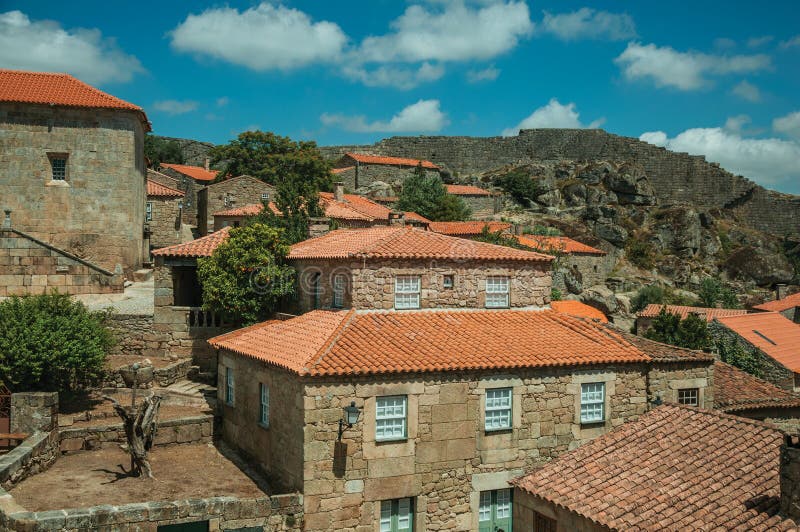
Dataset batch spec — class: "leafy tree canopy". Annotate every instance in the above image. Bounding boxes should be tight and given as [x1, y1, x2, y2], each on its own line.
[0, 292, 113, 392]
[144, 135, 184, 167]
[698, 277, 739, 308]
[395, 165, 471, 221]
[644, 307, 711, 351]
[197, 223, 295, 325]
[493, 168, 542, 206]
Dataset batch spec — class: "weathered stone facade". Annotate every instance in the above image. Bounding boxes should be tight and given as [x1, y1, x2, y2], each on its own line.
[647, 361, 714, 408]
[332, 156, 440, 191]
[513, 488, 607, 532]
[146, 195, 183, 253]
[0, 103, 146, 273]
[291, 258, 551, 314]
[552, 251, 615, 295]
[159, 166, 204, 227]
[456, 193, 500, 219]
[197, 176, 275, 236]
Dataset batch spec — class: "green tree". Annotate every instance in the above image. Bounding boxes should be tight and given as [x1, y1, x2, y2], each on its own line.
[493, 168, 542, 206]
[144, 135, 184, 167]
[395, 165, 471, 221]
[716, 337, 762, 377]
[644, 307, 711, 350]
[0, 292, 113, 392]
[197, 223, 296, 325]
[644, 307, 681, 346]
[631, 285, 665, 312]
[698, 277, 739, 308]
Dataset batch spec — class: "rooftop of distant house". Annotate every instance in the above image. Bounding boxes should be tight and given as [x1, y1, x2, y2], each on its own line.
[343, 153, 439, 170]
[713, 360, 800, 413]
[638, 304, 749, 321]
[152, 226, 231, 258]
[209, 308, 648, 377]
[514, 234, 606, 255]
[160, 163, 219, 182]
[714, 312, 800, 372]
[550, 300, 608, 323]
[146, 179, 184, 199]
[754, 291, 800, 312]
[512, 404, 796, 530]
[331, 166, 354, 175]
[427, 221, 512, 236]
[444, 184, 493, 196]
[203, 174, 270, 190]
[0, 69, 150, 130]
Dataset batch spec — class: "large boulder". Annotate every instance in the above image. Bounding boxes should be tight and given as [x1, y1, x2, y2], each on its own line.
[594, 223, 629, 248]
[357, 180, 395, 198]
[580, 285, 618, 315]
[603, 163, 656, 205]
[650, 206, 703, 255]
[723, 246, 795, 286]
[575, 161, 615, 185]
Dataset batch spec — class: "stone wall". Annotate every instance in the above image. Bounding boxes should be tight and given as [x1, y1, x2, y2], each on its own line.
[11, 393, 58, 436]
[159, 166, 204, 227]
[59, 414, 213, 452]
[0, 228, 122, 296]
[147, 195, 183, 251]
[552, 252, 613, 294]
[154, 136, 215, 167]
[320, 130, 800, 239]
[458, 194, 498, 219]
[197, 176, 275, 236]
[291, 258, 552, 314]
[647, 362, 714, 408]
[0, 393, 60, 490]
[734, 406, 800, 433]
[709, 322, 794, 390]
[107, 314, 161, 359]
[513, 488, 607, 532]
[0, 103, 146, 273]
[331, 159, 440, 191]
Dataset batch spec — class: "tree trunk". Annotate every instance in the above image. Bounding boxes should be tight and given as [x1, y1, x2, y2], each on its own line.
[105, 394, 161, 478]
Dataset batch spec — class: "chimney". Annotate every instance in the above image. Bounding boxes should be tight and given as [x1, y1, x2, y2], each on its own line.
[2, 209, 10, 230]
[781, 434, 800, 520]
[204, 157, 210, 171]
[777, 283, 789, 301]
[389, 211, 405, 226]
[334, 182, 345, 202]
[514, 224, 523, 236]
[307, 217, 331, 238]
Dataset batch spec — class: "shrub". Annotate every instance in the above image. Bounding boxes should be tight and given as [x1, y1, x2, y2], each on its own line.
[625, 238, 656, 270]
[494, 169, 543, 206]
[0, 292, 114, 392]
[395, 166, 471, 221]
[698, 277, 739, 308]
[631, 285, 665, 312]
[644, 308, 711, 350]
[551, 288, 563, 301]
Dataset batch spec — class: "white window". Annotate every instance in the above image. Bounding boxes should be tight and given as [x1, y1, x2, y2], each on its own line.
[261, 192, 270, 201]
[223, 194, 232, 207]
[580, 382, 605, 423]
[259, 383, 269, 427]
[443, 274, 454, 289]
[394, 276, 420, 310]
[479, 489, 512, 530]
[225, 367, 234, 406]
[50, 156, 67, 181]
[485, 388, 512, 431]
[478, 491, 492, 522]
[380, 498, 413, 532]
[333, 273, 346, 308]
[485, 276, 509, 308]
[145, 202, 153, 222]
[677, 388, 699, 406]
[496, 488, 511, 520]
[376, 396, 407, 441]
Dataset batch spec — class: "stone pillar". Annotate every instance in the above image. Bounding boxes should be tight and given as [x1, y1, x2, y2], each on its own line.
[780, 434, 800, 520]
[777, 284, 789, 301]
[334, 182, 345, 202]
[388, 212, 405, 226]
[308, 217, 331, 238]
[10, 392, 59, 434]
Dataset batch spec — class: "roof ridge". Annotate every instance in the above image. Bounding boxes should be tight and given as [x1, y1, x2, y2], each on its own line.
[147, 178, 184, 196]
[304, 309, 357, 374]
[354, 226, 409, 256]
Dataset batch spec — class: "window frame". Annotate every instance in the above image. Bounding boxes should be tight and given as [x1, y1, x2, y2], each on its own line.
[375, 395, 408, 442]
[478, 488, 512, 532]
[485, 276, 510, 308]
[259, 383, 269, 428]
[484, 387, 513, 432]
[333, 273, 347, 309]
[380, 497, 413, 532]
[394, 275, 421, 310]
[677, 387, 699, 406]
[443, 274, 454, 289]
[48, 153, 68, 182]
[260, 192, 270, 201]
[145, 202, 153, 222]
[580, 382, 605, 424]
[225, 367, 235, 406]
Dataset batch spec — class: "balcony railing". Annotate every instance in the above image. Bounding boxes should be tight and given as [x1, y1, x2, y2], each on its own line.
[187, 307, 228, 328]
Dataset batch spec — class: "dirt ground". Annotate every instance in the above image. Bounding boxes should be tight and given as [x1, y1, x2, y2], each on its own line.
[11, 444, 267, 511]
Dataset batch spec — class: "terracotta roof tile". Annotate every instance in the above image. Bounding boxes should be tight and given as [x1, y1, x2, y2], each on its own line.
[319, 192, 389, 221]
[288, 226, 554, 262]
[512, 404, 796, 530]
[714, 361, 800, 412]
[515, 235, 606, 255]
[0, 69, 149, 129]
[160, 163, 219, 182]
[209, 308, 649, 376]
[146, 179, 184, 198]
[551, 300, 608, 323]
[212, 203, 272, 217]
[445, 184, 492, 196]
[427, 221, 512, 236]
[403, 211, 431, 224]
[345, 153, 439, 169]
[331, 166, 354, 174]
[639, 304, 748, 321]
[617, 330, 714, 362]
[715, 312, 800, 372]
[755, 292, 800, 312]
[151, 226, 231, 258]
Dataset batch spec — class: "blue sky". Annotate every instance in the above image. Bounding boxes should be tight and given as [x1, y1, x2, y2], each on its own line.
[2, 1, 800, 193]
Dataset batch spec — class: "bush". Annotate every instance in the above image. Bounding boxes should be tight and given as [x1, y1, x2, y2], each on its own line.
[698, 277, 739, 308]
[631, 285, 665, 312]
[494, 169, 543, 206]
[625, 238, 656, 270]
[395, 166, 471, 221]
[551, 288, 563, 301]
[644, 308, 711, 350]
[0, 292, 114, 392]
[144, 135, 184, 167]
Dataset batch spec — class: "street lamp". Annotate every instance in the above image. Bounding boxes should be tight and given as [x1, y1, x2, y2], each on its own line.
[337, 401, 361, 441]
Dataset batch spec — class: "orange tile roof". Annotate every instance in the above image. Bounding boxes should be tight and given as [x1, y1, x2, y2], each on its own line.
[403, 211, 431, 224]
[445, 184, 492, 196]
[0, 69, 149, 129]
[754, 292, 800, 312]
[160, 163, 219, 182]
[331, 166, 354, 174]
[288, 226, 554, 262]
[427, 221, 512, 236]
[714, 361, 800, 412]
[714, 312, 800, 372]
[345, 152, 439, 169]
[515, 235, 606, 255]
[209, 308, 648, 376]
[146, 179, 184, 198]
[638, 304, 748, 321]
[551, 300, 608, 323]
[213, 203, 271, 217]
[513, 404, 795, 530]
[151, 226, 231, 258]
[319, 192, 390, 221]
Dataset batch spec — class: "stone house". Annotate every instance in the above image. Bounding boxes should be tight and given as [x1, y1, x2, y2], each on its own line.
[710, 312, 800, 391]
[513, 234, 609, 294]
[0, 69, 149, 279]
[145, 178, 185, 255]
[512, 404, 798, 530]
[332, 153, 441, 191]
[444, 184, 501, 219]
[426, 221, 513, 239]
[754, 291, 800, 323]
[636, 304, 748, 335]
[159, 162, 218, 226]
[197, 175, 276, 236]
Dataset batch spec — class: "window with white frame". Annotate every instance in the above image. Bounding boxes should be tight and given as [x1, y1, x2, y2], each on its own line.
[261, 192, 270, 201]
[145, 202, 153, 222]
[225, 367, 234, 406]
[677, 388, 699, 406]
[580, 382, 605, 423]
[376, 396, 407, 441]
[394, 275, 420, 309]
[479, 489, 512, 532]
[333, 273, 346, 309]
[485, 276, 509, 308]
[259, 383, 269, 427]
[380, 498, 413, 532]
[485, 388, 512, 431]
[49, 155, 67, 181]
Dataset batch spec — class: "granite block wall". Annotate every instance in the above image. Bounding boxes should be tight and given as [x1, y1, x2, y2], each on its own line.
[197, 176, 275, 236]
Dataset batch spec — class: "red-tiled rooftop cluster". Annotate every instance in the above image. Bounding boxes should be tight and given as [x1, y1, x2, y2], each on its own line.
[152, 226, 231, 258]
[160, 163, 219, 182]
[146, 179, 184, 198]
[638, 304, 748, 321]
[515, 235, 606, 255]
[444, 184, 492, 196]
[427, 221, 512, 236]
[550, 300, 608, 323]
[715, 312, 800, 372]
[755, 292, 800, 312]
[344, 153, 439, 169]
[714, 360, 800, 412]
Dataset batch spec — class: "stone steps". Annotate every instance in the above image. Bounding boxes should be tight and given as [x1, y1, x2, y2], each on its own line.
[132, 268, 153, 282]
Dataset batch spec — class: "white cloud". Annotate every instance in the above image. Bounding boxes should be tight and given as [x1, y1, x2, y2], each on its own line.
[615, 42, 771, 90]
[466, 65, 500, 83]
[780, 35, 800, 49]
[502, 98, 605, 136]
[713, 37, 736, 50]
[169, 3, 347, 70]
[0, 10, 144, 84]
[773, 111, 800, 139]
[540, 8, 636, 41]
[355, 1, 533, 64]
[747, 35, 773, 48]
[724, 114, 751, 134]
[341, 62, 444, 90]
[320, 99, 449, 133]
[732, 80, 761, 102]
[216, 97, 229, 107]
[153, 99, 198, 115]
[639, 126, 800, 188]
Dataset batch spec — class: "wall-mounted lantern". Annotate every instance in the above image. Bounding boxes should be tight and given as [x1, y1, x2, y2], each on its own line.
[338, 401, 361, 441]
